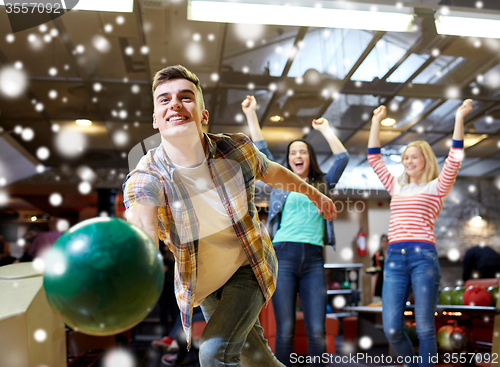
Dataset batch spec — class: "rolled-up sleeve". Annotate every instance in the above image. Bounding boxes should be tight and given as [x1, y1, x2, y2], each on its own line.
[123, 171, 165, 209]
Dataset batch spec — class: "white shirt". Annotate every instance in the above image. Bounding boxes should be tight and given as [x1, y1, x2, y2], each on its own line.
[173, 160, 248, 306]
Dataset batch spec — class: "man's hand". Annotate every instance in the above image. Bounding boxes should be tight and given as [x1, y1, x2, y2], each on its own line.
[312, 117, 330, 133]
[242, 95, 257, 115]
[372, 105, 387, 124]
[308, 189, 337, 221]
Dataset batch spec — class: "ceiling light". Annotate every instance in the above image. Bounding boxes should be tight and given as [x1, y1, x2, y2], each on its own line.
[75, 119, 92, 127]
[270, 115, 284, 122]
[435, 10, 500, 39]
[464, 133, 488, 149]
[381, 118, 396, 127]
[188, 1, 414, 32]
[0, 0, 134, 12]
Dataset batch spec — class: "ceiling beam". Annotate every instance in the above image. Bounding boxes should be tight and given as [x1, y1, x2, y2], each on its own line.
[260, 27, 308, 127]
[134, 0, 152, 82]
[52, 17, 106, 123]
[208, 23, 229, 134]
[380, 36, 456, 106]
[315, 31, 386, 120]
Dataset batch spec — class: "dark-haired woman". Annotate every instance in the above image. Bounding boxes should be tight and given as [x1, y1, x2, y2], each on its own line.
[242, 96, 349, 367]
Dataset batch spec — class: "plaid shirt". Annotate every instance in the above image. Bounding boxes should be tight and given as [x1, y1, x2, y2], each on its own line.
[123, 132, 277, 346]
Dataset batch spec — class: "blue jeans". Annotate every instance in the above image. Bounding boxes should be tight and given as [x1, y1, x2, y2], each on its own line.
[382, 245, 441, 367]
[200, 265, 285, 367]
[272, 242, 327, 367]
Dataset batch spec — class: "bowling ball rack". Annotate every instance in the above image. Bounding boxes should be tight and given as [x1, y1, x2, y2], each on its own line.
[431, 304, 499, 364]
[67, 350, 102, 367]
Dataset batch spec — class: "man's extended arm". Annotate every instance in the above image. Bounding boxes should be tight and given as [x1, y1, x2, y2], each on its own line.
[261, 160, 337, 220]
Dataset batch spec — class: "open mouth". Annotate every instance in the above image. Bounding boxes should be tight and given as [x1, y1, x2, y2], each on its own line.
[168, 115, 188, 122]
[294, 161, 304, 167]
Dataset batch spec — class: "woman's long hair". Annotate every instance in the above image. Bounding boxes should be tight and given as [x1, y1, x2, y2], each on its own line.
[285, 139, 330, 196]
[398, 140, 438, 186]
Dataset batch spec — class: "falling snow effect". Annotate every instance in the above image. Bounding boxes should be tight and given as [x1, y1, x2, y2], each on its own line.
[185, 43, 204, 64]
[102, 348, 136, 367]
[34, 329, 47, 342]
[49, 193, 63, 206]
[28, 34, 44, 51]
[55, 127, 87, 158]
[0, 66, 28, 99]
[359, 336, 373, 350]
[37, 147, 50, 160]
[57, 219, 70, 232]
[21, 128, 35, 141]
[113, 131, 129, 146]
[333, 295, 346, 309]
[447, 248, 460, 262]
[340, 248, 353, 260]
[92, 35, 112, 53]
[78, 182, 92, 195]
[0, 192, 9, 206]
[235, 114, 244, 123]
[32, 257, 45, 272]
[77, 166, 96, 182]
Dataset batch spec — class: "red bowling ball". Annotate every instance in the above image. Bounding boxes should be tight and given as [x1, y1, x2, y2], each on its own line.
[463, 286, 491, 307]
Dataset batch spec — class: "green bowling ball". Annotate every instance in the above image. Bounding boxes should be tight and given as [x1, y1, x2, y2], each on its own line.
[43, 217, 164, 336]
[341, 281, 351, 290]
[450, 286, 466, 305]
[437, 324, 454, 351]
[438, 287, 453, 305]
[487, 286, 499, 307]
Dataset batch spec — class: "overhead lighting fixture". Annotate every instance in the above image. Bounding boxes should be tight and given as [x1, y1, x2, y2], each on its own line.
[464, 133, 488, 149]
[75, 119, 92, 127]
[435, 10, 500, 39]
[381, 118, 396, 127]
[188, 1, 415, 32]
[0, 0, 134, 12]
[270, 115, 284, 122]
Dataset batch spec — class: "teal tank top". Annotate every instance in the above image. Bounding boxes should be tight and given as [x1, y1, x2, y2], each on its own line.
[272, 192, 324, 246]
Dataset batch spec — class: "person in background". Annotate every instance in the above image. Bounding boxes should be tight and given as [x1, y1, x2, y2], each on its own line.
[19, 224, 43, 262]
[242, 95, 348, 367]
[0, 235, 8, 257]
[367, 99, 473, 367]
[372, 234, 388, 302]
[462, 245, 500, 281]
[28, 217, 62, 259]
[0, 233, 18, 266]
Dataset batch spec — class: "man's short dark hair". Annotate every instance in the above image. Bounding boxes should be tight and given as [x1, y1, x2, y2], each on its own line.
[152, 65, 205, 110]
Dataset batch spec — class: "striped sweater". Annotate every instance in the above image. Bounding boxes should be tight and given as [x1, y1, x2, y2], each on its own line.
[367, 140, 464, 245]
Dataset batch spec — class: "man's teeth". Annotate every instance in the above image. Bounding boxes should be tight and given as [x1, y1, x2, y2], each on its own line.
[169, 116, 185, 121]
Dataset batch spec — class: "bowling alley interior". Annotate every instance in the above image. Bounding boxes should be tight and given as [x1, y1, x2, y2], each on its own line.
[1, 0, 500, 366]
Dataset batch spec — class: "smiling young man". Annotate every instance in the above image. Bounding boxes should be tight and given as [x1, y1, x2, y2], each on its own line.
[123, 65, 336, 367]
